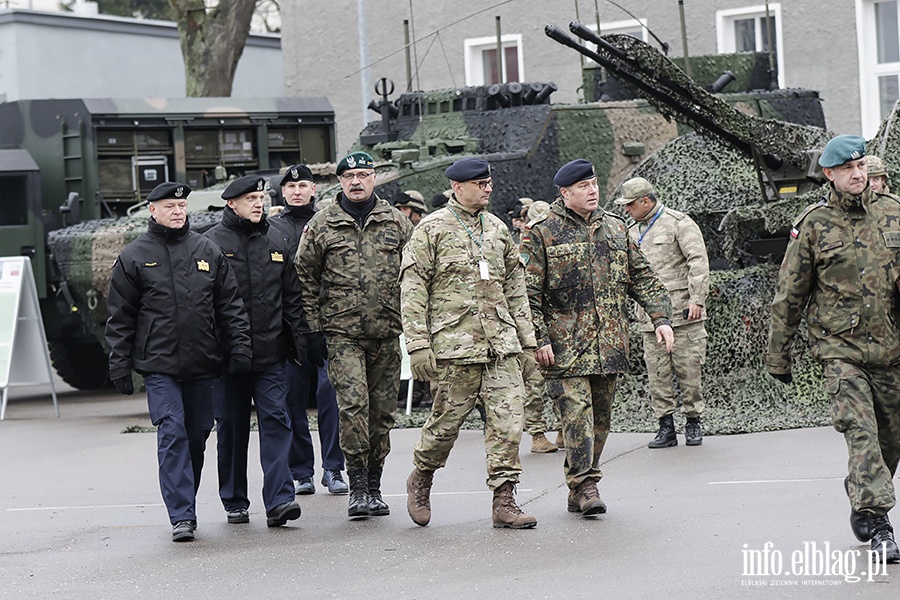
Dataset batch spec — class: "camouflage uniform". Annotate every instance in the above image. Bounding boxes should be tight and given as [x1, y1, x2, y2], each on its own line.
[401, 196, 537, 489]
[522, 199, 671, 488]
[628, 203, 709, 419]
[294, 193, 413, 472]
[767, 186, 900, 516]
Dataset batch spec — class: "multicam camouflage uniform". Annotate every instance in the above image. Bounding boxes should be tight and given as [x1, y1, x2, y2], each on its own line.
[767, 186, 900, 516]
[521, 199, 671, 488]
[401, 196, 537, 489]
[294, 194, 413, 472]
[628, 204, 709, 420]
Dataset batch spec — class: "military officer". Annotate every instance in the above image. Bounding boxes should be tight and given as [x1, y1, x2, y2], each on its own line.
[269, 164, 349, 496]
[403, 157, 538, 530]
[295, 151, 413, 519]
[521, 159, 673, 517]
[106, 181, 252, 542]
[867, 155, 891, 194]
[767, 135, 900, 562]
[205, 174, 304, 529]
[616, 177, 710, 448]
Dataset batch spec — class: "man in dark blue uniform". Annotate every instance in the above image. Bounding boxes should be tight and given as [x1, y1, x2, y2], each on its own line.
[205, 175, 306, 528]
[106, 182, 252, 542]
[270, 164, 348, 496]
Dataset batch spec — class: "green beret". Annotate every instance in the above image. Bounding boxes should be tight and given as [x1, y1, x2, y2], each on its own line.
[336, 151, 375, 175]
[147, 182, 191, 202]
[222, 175, 266, 200]
[818, 134, 867, 168]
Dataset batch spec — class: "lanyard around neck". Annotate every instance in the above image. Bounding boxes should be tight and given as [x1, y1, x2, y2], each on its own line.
[638, 204, 664, 245]
[448, 207, 484, 258]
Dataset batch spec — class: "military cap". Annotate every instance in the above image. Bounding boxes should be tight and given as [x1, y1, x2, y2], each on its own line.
[280, 164, 314, 186]
[867, 155, 888, 178]
[614, 177, 655, 205]
[336, 151, 375, 175]
[392, 190, 427, 213]
[553, 159, 596, 187]
[818, 134, 867, 168]
[221, 175, 266, 200]
[147, 181, 191, 202]
[445, 158, 491, 182]
[431, 189, 452, 209]
[527, 200, 551, 222]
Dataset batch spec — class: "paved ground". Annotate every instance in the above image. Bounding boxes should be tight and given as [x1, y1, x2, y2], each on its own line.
[2, 382, 899, 599]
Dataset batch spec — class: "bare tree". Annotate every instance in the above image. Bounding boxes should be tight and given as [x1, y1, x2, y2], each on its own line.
[168, 0, 257, 96]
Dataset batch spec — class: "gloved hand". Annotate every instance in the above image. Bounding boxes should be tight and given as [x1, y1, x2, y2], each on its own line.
[770, 372, 793, 385]
[292, 334, 308, 366]
[112, 374, 134, 396]
[306, 332, 327, 368]
[409, 348, 438, 381]
[518, 348, 538, 380]
[228, 353, 253, 374]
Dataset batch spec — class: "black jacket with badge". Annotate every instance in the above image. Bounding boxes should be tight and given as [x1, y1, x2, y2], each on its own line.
[205, 206, 310, 370]
[105, 217, 252, 381]
[269, 203, 315, 256]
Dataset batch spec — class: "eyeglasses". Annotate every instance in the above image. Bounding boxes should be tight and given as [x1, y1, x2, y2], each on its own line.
[469, 179, 493, 190]
[339, 171, 374, 182]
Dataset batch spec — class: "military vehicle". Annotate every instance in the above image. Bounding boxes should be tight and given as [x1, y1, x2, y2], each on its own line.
[0, 98, 336, 389]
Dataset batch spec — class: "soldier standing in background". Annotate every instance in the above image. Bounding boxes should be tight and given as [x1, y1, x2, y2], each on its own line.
[270, 165, 348, 496]
[205, 175, 305, 529]
[391, 190, 428, 227]
[521, 159, 673, 517]
[106, 182, 252, 542]
[615, 177, 710, 448]
[295, 151, 413, 519]
[403, 158, 538, 530]
[767, 135, 900, 562]
[867, 155, 891, 194]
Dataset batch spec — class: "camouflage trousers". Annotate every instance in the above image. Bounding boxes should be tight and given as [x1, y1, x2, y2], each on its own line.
[825, 359, 900, 516]
[545, 374, 616, 489]
[642, 320, 706, 420]
[326, 336, 399, 471]
[522, 351, 561, 435]
[414, 356, 525, 490]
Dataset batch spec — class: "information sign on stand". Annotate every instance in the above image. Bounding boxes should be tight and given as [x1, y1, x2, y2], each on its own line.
[0, 257, 59, 420]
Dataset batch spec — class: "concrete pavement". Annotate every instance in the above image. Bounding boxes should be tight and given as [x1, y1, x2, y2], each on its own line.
[2, 384, 899, 599]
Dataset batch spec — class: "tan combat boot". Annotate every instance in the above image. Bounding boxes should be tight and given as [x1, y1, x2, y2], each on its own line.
[554, 429, 565, 449]
[566, 480, 607, 516]
[530, 432, 558, 453]
[492, 481, 537, 529]
[406, 468, 434, 526]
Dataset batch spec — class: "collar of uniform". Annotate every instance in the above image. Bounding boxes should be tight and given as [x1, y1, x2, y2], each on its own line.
[448, 197, 484, 218]
[553, 196, 596, 224]
[639, 202, 663, 224]
[222, 204, 269, 235]
[148, 215, 191, 241]
[828, 186, 866, 212]
[280, 203, 315, 220]
[325, 193, 392, 224]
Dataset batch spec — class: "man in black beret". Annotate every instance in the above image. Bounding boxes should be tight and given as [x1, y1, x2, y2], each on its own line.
[106, 182, 252, 542]
[269, 165, 349, 497]
[520, 159, 673, 517]
[205, 174, 308, 528]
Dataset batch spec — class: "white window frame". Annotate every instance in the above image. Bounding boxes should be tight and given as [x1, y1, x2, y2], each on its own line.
[716, 4, 785, 89]
[857, 0, 900, 137]
[463, 34, 524, 86]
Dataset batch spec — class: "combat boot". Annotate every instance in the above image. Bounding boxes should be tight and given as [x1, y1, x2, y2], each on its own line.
[566, 480, 607, 516]
[870, 515, 900, 563]
[347, 468, 370, 519]
[530, 432, 558, 453]
[685, 417, 703, 446]
[647, 414, 677, 448]
[367, 467, 390, 516]
[492, 481, 537, 529]
[406, 467, 434, 527]
[555, 429, 565, 449]
[844, 477, 872, 542]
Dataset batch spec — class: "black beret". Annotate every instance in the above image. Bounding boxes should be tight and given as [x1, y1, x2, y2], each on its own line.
[147, 182, 191, 202]
[336, 151, 375, 175]
[553, 159, 596, 187]
[445, 158, 491, 182]
[222, 175, 266, 200]
[280, 164, 314, 186]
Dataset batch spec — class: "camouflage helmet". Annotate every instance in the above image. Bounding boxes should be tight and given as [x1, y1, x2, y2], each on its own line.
[867, 155, 888, 178]
[526, 200, 551, 222]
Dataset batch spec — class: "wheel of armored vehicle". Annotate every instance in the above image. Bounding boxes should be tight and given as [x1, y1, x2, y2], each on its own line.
[48, 339, 111, 390]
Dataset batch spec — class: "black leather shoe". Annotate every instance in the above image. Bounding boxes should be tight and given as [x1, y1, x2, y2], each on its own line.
[870, 515, 900, 563]
[844, 477, 872, 542]
[226, 508, 249, 524]
[172, 520, 195, 542]
[266, 501, 301, 527]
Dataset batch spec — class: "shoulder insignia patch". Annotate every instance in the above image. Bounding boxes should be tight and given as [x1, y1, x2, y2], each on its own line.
[520, 252, 530, 266]
[197, 259, 210, 272]
[790, 227, 799, 239]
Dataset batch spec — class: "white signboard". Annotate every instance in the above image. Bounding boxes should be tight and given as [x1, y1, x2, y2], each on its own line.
[0, 257, 58, 420]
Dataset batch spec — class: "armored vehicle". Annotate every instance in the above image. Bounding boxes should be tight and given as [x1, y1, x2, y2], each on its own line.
[0, 97, 336, 389]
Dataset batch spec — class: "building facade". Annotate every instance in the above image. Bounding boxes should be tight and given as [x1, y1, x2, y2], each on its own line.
[283, 0, 893, 155]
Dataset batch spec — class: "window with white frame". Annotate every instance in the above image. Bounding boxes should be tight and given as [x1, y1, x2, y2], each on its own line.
[858, 0, 900, 136]
[464, 34, 523, 86]
[716, 4, 784, 88]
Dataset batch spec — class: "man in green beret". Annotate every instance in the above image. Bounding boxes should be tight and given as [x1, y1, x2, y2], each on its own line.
[767, 134, 900, 563]
[295, 151, 413, 519]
